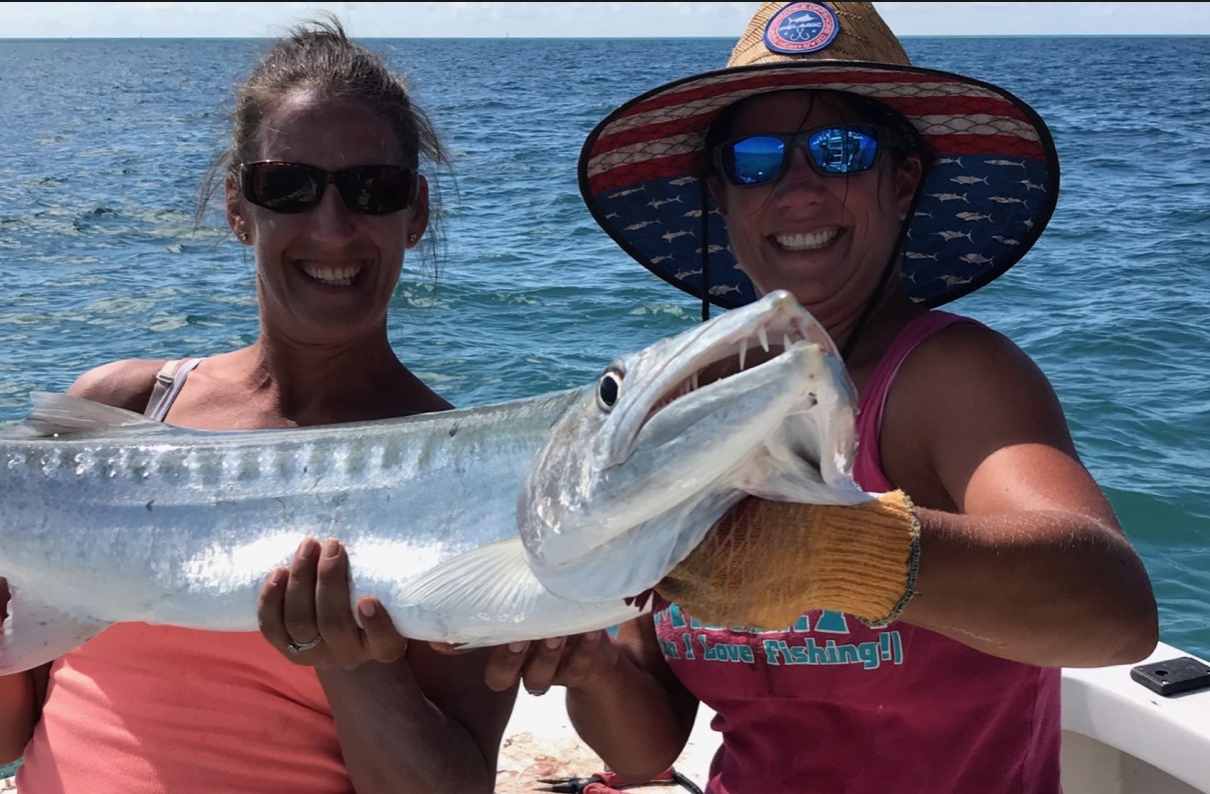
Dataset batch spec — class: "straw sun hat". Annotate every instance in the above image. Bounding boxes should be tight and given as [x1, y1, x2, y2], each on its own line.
[579, 2, 1058, 313]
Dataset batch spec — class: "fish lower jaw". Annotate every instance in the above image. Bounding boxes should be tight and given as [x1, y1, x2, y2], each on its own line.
[772, 228, 839, 252]
[301, 264, 363, 286]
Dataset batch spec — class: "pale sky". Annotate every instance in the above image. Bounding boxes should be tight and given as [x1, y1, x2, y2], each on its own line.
[2, 2, 1209, 38]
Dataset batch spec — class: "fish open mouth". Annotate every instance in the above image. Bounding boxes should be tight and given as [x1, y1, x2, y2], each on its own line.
[641, 312, 836, 428]
[594, 291, 840, 472]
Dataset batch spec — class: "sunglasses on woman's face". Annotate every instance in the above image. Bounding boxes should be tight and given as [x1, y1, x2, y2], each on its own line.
[240, 161, 418, 215]
[714, 125, 884, 187]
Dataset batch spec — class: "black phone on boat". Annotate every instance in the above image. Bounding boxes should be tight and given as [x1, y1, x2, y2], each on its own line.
[1130, 657, 1210, 697]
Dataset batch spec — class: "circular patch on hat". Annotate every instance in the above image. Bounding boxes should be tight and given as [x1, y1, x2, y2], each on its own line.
[764, 2, 840, 54]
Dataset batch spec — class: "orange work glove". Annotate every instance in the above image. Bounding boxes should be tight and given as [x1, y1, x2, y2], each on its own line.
[656, 491, 921, 630]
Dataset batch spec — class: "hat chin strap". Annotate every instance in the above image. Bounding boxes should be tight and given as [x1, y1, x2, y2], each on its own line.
[699, 179, 713, 323]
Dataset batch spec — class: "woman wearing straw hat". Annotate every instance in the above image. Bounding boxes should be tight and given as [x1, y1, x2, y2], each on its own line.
[485, 3, 1159, 792]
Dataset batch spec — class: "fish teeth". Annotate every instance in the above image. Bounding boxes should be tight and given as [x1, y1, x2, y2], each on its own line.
[738, 343, 747, 371]
[757, 327, 770, 353]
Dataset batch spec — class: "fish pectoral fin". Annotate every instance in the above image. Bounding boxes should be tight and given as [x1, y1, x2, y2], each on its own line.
[3, 392, 181, 439]
[400, 538, 542, 620]
[0, 590, 110, 673]
[397, 538, 639, 648]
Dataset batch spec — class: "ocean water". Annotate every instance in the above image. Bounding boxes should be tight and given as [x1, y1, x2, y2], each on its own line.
[0, 32, 1206, 687]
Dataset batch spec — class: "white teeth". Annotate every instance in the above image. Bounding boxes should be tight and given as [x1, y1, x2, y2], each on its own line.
[691, 372, 699, 390]
[302, 264, 363, 285]
[774, 229, 838, 251]
[738, 343, 747, 371]
[783, 334, 793, 351]
[757, 327, 770, 353]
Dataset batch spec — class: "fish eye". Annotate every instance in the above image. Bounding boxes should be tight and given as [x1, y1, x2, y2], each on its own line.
[596, 367, 624, 411]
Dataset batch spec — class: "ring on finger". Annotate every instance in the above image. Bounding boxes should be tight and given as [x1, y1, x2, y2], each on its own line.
[287, 635, 322, 655]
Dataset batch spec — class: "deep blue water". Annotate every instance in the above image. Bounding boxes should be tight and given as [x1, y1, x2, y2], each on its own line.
[0, 35, 1206, 671]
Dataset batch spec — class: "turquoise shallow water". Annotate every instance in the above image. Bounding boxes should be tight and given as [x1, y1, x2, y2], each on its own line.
[0, 34, 1206, 736]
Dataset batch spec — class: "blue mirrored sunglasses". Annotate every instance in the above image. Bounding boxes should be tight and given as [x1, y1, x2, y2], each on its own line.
[714, 125, 884, 186]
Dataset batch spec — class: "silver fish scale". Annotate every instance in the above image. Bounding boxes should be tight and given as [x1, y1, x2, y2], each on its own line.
[0, 390, 585, 632]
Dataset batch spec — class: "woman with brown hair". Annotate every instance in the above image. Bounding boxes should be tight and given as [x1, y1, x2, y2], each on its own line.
[0, 19, 509, 794]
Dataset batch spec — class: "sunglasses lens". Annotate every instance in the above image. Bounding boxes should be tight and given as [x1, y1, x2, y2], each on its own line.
[245, 163, 322, 213]
[808, 126, 880, 174]
[722, 136, 788, 186]
[243, 163, 416, 215]
[336, 166, 414, 215]
[719, 126, 883, 186]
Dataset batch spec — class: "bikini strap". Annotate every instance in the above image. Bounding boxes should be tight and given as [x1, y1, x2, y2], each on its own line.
[143, 358, 203, 421]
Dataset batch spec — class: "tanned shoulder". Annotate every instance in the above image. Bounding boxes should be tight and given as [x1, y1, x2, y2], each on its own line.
[66, 359, 173, 413]
[881, 321, 1079, 510]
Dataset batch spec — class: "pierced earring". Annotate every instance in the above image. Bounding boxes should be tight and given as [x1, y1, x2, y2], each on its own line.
[408, 233, 419, 244]
[238, 231, 249, 242]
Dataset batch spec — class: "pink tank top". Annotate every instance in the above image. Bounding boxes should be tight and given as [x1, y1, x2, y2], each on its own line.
[655, 312, 1061, 794]
[18, 628, 351, 794]
[17, 359, 352, 793]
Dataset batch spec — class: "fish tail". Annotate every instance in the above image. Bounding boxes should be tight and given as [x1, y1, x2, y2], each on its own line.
[0, 584, 110, 673]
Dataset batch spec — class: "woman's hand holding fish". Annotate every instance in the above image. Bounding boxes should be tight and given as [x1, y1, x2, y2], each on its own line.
[258, 537, 410, 669]
[431, 629, 620, 696]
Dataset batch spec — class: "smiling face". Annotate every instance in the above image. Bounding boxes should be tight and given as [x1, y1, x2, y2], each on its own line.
[227, 89, 429, 345]
[709, 91, 922, 324]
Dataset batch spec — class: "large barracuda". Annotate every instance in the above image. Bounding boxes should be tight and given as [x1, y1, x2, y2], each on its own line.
[0, 291, 871, 674]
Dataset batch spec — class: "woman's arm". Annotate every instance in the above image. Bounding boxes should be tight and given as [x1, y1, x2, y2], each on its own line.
[886, 324, 1157, 666]
[431, 616, 700, 784]
[259, 539, 514, 794]
[564, 618, 699, 782]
